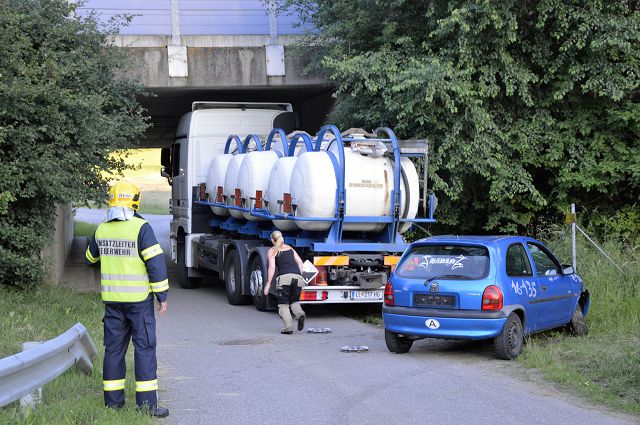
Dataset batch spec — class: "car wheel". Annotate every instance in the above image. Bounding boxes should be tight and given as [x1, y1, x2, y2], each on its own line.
[567, 306, 588, 336]
[494, 313, 523, 360]
[384, 329, 413, 354]
[177, 242, 201, 289]
[224, 249, 251, 305]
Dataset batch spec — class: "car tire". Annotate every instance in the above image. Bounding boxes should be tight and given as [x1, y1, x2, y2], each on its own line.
[224, 249, 251, 305]
[494, 313, 524, 360]
[567, 306, 588, 336]
[177, 242, 201, 289]
[385, 330, 413, 354]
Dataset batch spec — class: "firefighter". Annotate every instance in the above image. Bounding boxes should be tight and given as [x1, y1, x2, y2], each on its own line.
[85, 180, 169, 418]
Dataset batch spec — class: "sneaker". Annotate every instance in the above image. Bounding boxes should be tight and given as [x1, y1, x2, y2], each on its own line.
[297, 314, 306, 331]
[281, 329, 293, 334]
[150, 406, 169, 418]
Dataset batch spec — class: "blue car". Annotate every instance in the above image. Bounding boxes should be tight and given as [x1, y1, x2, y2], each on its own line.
[382, 236, 590, 359]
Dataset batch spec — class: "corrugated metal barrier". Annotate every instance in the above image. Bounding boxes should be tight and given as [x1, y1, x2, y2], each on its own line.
[0, 323, 97, 408]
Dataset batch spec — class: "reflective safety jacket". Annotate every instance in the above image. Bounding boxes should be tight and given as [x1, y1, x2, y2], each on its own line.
[85, 215, 168, 303]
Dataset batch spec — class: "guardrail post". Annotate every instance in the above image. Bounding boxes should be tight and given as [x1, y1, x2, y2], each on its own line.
[19, 342, 43, 412]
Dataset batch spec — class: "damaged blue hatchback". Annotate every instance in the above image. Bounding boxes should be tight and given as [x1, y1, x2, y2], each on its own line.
[382, 236, 590, 359]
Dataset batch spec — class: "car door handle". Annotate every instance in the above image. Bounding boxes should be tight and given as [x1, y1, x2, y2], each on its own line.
[541, 285, 548, 292]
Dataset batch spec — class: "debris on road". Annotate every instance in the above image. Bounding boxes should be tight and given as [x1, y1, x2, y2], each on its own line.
[340, 345, 368, 353]
[307, 327, 332, 333]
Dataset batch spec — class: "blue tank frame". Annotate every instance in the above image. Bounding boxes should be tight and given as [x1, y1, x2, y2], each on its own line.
[196, 125, 436, 253]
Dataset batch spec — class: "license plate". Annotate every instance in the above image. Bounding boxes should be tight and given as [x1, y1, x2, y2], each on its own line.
[350, 290, 383, 300]
[414, 294, 456, 307]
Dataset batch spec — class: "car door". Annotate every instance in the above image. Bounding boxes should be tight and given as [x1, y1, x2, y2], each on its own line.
[526, 242, 575, 328]
[504, 243, 541, 333]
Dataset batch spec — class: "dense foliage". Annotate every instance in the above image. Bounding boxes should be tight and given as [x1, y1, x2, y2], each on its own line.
[282, 0, 640, 234]
[0, 0, 147, 288]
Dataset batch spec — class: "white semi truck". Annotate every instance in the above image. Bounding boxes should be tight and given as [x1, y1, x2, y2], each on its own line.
[161, 101, 436, 311]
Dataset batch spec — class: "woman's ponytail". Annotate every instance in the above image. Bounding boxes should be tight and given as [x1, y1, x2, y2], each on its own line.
[270, 230, 284, 254]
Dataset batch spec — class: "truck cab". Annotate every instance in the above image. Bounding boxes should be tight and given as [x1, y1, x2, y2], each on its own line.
[161, 102, 295, 287]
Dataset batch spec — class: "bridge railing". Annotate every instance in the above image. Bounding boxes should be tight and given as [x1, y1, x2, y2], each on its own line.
[0, 323, 97, 408]
[75, 0, 309, 37]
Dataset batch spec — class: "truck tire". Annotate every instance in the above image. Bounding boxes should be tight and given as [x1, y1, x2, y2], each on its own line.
[177, 242, 201, 289]
[567, 306, 588, 336]
[249, 255, 269, 311]
[494, 313, 523, 360]
[384, 330, 413, 354]
[224, 249, 251, 305]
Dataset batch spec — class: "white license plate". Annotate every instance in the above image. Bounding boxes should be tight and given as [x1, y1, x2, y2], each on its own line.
[350, 290, 383, 300]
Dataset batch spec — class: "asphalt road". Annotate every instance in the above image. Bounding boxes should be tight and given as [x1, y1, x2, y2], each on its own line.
[75, 209, 637, 425]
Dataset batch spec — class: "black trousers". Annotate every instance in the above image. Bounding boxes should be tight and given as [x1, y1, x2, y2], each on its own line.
[103, 297, 158, 409]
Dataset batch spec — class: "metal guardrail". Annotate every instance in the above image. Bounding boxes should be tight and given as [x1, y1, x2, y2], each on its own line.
[0, 323, 97, 408]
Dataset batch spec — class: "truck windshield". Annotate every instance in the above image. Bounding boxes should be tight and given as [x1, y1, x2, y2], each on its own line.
[395, 244, 490, 280]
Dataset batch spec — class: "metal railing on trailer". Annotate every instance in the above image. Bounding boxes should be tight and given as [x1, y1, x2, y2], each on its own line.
[195, 124, 436, 254]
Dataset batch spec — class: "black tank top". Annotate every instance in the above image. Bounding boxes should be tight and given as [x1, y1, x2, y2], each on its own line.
[275, 249, 299, 276]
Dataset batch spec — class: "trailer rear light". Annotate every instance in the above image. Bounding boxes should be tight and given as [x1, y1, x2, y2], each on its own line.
[384, 281, 394, 306]
[216, 186, 224, 203]
[300, 290, 328, 301]
[235, 189, 242, 206]
[198, 183, 207, 201]
[283, 193, 292, 213]
[482, 285, 503, 310]
[315, 266, 328, 286]
[255, 190, 263, 209]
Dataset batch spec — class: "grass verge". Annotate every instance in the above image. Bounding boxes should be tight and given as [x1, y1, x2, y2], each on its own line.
[74, 220, 98, 237]
[0, 285, 153, 425]
[521, 233, 640, 415]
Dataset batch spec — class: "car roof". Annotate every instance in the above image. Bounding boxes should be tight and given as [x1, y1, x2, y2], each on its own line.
[411, 235, 537, 248]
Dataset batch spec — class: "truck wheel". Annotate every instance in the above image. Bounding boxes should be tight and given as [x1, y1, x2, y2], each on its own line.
[177, 242, 200, 289]
[249, 255, 269, 311]
[567, 306, 588, 336]
[385, 330, 413, 354]
[224, 249, 250, 305]
[494, 313, 523, 360]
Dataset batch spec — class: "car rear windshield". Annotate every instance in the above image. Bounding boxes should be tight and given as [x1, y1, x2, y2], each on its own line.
[395, 244, 490, 280]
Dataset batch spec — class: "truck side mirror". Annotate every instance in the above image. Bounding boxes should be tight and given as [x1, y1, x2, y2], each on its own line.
[160, 147, 172, 185]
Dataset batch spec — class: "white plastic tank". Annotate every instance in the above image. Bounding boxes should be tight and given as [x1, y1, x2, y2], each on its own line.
[289, 143, 419, 232]
[266, 156, 300, 231]
[237, 151, 280, 221]
[223, 153, 247, 219]
[206, 154, 234, 216]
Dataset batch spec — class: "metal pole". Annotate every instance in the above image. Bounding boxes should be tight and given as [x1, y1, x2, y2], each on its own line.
[576, 225, 626, 275]
[170, 0, 181, 46]
[571, 203, 576, 272]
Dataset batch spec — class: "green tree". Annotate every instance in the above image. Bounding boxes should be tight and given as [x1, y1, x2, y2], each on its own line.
[282, 0, 640, 234]
[0, 0, 148, 288]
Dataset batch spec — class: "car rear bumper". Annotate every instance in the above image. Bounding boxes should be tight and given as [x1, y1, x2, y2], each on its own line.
[382, 305, 508, 340]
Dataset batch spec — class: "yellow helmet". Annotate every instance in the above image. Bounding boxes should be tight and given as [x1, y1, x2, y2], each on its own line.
[108, 180, 141, 211]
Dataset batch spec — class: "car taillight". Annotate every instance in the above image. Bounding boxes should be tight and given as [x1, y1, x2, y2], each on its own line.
[384, 281, 394, 306]
[482, 285, 503, 310]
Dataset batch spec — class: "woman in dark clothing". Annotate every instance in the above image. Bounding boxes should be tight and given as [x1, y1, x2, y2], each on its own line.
[263, 230, 306, 334]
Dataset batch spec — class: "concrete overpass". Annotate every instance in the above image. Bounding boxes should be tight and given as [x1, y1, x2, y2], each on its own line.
[78, 0, 334, 148]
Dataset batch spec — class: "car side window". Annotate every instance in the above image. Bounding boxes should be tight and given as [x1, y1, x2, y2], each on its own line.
[527, 243, 561, 276]
[506, 243, 533, 277]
